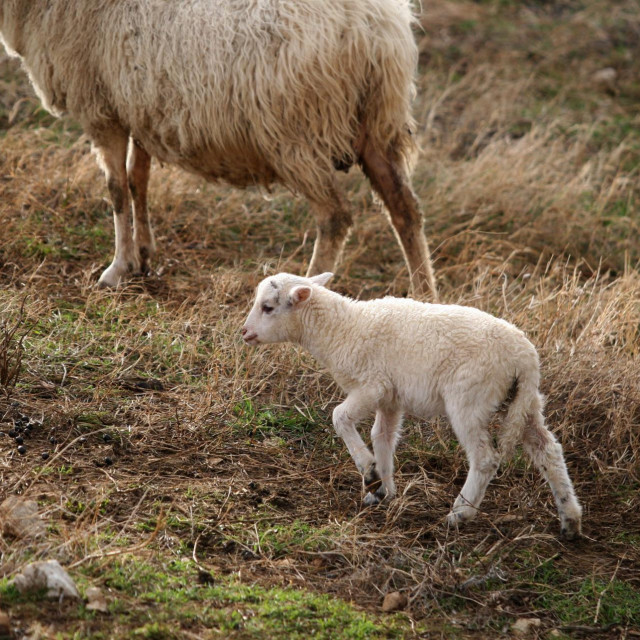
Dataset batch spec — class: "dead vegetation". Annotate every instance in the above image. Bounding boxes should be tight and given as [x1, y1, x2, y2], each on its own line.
[1, 1, 639, 638]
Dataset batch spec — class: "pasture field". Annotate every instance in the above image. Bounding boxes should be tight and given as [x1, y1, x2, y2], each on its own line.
[1, 1, 640, 638]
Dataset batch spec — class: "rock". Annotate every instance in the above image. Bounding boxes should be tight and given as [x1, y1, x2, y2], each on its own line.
[592, 67, 617, 93]
[13, 560, 80, 600]
[512, 617, 542, 635]
[85, 587, 108, 612]
[0, 496, 46, 539]
[381, 591, 408, 613]
[0, 610, 11, 640]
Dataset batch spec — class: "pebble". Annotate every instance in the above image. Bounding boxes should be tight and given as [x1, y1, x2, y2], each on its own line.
[0, 609, 10, 638]
[512, 618, 541, 635]
[381, 591, 408, 613]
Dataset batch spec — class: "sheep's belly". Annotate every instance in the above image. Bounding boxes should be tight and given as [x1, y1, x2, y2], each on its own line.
[135, 131, 279, 188]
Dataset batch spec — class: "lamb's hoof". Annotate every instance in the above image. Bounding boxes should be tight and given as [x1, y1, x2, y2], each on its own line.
[363, 462, 382, 493]
[560, 518, 582, 541]
[446, 508, 475, 527]
[363, 492, 381, 507]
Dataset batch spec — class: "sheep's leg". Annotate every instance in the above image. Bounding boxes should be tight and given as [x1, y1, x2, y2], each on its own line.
[446, 411, 500, 525]
[521, 413, 582, 539]
[332, 391, 380, 494]
[127, 139, 155, 275]
[360, 142, 437, 299]
[364, 409, 403, 506]
[95, 133, 139, 288]
[307, 187, 353, 276]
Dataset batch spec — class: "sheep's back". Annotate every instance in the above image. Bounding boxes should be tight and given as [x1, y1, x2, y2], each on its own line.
[344, 299, 539, 414]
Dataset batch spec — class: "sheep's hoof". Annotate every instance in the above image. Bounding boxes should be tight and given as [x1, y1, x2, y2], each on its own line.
[363, 492, 381, 507]
[363, 463, 382, 494]
[363, 484, 388, 507]
[446, 508, 475, 527]
[560, 518, 582, 541]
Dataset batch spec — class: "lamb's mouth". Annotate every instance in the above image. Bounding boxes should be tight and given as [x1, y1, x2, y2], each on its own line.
[243, 333, 259, 345]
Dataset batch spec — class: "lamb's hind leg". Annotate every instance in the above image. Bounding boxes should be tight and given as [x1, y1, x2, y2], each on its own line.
[447, 409, 500, 525]
[306, 186, 353, 277]
[364, 409, 403, 506]
[95, 131, 139, 288]
[127, 139, 155, 275]
[522, 412, 582, 539]
[360, 141, 437, 299]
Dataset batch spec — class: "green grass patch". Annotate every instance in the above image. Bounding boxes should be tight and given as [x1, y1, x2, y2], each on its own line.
[537, 578, 640, 627]
[231, 399, 323, 443]
[50, 556, 415, 639]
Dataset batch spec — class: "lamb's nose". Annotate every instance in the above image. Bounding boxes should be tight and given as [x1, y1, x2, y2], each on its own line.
[241, 326, 248, 336]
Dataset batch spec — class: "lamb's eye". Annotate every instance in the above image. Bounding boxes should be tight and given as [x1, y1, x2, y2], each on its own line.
[262, 304, 274, 314]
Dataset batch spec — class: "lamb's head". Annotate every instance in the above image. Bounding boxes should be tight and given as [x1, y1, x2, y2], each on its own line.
[242, 272, 333, 345]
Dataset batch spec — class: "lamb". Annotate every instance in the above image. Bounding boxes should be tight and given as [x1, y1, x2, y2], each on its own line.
[0, 0, 436, 296]
[242, 272, 583, 538]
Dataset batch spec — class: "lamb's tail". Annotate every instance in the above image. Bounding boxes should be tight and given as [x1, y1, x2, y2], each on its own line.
[498, 358, 543, 458]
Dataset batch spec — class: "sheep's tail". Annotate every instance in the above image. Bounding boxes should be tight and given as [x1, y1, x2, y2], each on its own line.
[498, 357, 543, 458]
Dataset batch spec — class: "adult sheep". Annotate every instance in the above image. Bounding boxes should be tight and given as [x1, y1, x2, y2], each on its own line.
[0, 0, 437, 297]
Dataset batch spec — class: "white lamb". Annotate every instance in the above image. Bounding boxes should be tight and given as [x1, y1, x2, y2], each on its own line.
[0, 0, 436, 297]
[242, 273, 583, 539]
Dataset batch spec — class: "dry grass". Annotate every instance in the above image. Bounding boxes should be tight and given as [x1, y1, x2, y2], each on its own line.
[1, 1, 640, 638]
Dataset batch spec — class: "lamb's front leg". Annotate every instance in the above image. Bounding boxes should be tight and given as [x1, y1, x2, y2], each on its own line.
[365, 409, 403, 506]
[332, 391, 381, 498]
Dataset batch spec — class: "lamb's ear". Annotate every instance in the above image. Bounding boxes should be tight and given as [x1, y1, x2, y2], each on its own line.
[309, 272, 333, 287]
[289, 285, 312, 307]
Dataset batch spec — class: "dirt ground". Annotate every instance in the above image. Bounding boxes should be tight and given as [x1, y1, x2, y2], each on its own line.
[1, 1, 639, 638]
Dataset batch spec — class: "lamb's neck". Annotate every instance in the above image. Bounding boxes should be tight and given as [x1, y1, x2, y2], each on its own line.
[297, 290, 355, 369]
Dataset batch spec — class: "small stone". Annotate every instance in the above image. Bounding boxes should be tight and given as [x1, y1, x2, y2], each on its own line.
[512, 618, 541, 635]
[104, 457, 113, 466]
[8, 430, 16, 438]
[85, 586, 108, 612]
[0, 609, 10, 639]
[41, 452, 50, 461]
[13, 560, 80, 600]
[381, 591, 408, 613]
[49, 436, 57, 445]
[0, 497, 46, 539]
[592, 67, 617, 92]
[15, 436, 24, 445]
[102, 433, 112, 443]
[17, 446, 26, 455]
